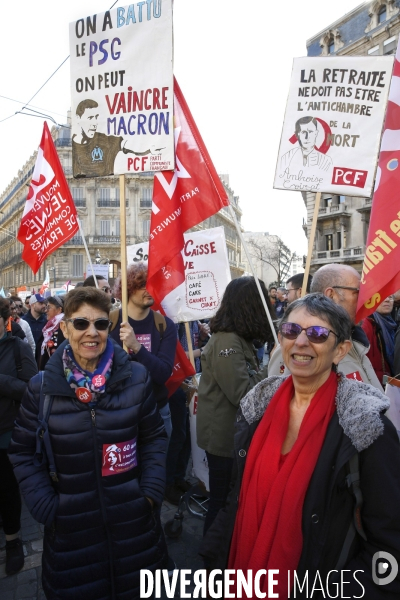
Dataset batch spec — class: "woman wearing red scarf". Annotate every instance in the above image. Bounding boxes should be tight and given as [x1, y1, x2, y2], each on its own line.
[200, 294, 400, 599]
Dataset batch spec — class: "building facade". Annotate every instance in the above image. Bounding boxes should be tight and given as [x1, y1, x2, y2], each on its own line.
[304, 0, 400, 271]
[242, 231, 293, 287]
[0, 125, 244, 294]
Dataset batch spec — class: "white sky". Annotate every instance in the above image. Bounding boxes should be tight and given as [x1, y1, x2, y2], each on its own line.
[0, 0, 366, 255]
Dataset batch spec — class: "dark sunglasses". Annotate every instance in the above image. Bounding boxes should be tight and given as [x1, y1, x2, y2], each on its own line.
[280, 322, 338, 344]
[66, 317, 111, 331]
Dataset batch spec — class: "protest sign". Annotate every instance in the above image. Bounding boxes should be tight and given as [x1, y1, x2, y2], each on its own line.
[274, 56, 393, 196]
[17, 123, 79, 273]
[69, 1, 174, 178]
[127, 227, 231, 322]
[86, 263, 109, 280]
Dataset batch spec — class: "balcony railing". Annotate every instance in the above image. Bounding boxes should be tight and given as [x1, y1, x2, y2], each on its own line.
[65, 236, 84, 245]
[315, 247, 363, 260]
[55, 138, 72, 147]
[318, 204, 348, 216]
[140, 199, 152, 208]
[93, 236, 131, 244]
[97, 199, 128, 207]
[73, 199, 86, 207]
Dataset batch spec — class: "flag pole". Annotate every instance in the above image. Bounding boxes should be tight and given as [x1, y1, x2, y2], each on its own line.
[227, 204, 279, 346]
[78, 217, 99, 288]
[119, 175, 128, 327]
[184, 322, 195, 369]
[301, 192, 321, 298]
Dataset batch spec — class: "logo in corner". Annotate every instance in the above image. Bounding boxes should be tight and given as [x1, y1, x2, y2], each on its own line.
[372, 551, 398, 586]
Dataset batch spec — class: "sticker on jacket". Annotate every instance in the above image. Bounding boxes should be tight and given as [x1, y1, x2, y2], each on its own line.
[102, 439, 137, 477]
[346, 371, 363, 382]
[136, 334, 151, 351]
[219, 348, 237, 357]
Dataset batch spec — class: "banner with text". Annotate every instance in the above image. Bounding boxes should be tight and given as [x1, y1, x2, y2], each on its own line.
[274, 56, 393, 196]
[17, 122, 79, 273]
[69, 1, 174, 178]
[127, 227, 231, 322]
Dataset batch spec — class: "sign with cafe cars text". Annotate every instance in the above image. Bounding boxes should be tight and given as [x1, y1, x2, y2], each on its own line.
[127, 227, 231, 322]
[274, 56, 394, 196]
[69, 1, 174, 178]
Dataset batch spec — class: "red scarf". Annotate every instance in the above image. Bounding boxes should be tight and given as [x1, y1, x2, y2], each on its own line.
[228, 371, 337, 598]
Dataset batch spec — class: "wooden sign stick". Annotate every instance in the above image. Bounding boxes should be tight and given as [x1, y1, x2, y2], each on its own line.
[119, 175, 128, 351]
[301, 192, 321, 298]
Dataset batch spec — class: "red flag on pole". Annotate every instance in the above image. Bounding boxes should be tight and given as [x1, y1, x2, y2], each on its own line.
[147, 78, 230, 305]
[147, 79, 229, 391]
[356, 47, 400, 322]
[17, 122, 79, 274]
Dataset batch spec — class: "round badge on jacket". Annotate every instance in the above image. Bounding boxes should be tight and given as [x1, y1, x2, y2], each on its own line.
[75, 387, 93, 403]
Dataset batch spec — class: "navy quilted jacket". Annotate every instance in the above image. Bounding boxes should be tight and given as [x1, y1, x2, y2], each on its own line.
[9, 341, 168, 600]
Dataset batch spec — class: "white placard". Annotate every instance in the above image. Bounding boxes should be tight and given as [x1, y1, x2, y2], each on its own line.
[86, 264, 109, 280]
[274, 56, 394, 197]
[127, 227, 231, 322]
[69, 1, 174, 177]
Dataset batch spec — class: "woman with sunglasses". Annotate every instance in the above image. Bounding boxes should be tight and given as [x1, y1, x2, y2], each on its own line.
[37, 295, 66, 369]
[201, 294, 400, 598]
[9, 287, 168, 599]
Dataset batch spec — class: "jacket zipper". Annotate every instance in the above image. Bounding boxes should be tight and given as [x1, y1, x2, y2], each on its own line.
[90, 406, 117, 600]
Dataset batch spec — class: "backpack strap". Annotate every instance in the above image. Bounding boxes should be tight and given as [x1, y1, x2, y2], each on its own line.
[13, 337, 22, 374]
[109, 307, 120, 332]
[33, 372, 58, 483]
[153, 311, 166, 341]
[335, 453, 367, 569]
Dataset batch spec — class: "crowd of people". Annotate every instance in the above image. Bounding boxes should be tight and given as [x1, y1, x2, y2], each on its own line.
[0, 262, 399, 599]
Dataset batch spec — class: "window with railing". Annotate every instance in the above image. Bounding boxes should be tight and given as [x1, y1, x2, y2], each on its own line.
[100, 220, 111, 236]
[72, 254, 83, 277]
[142, 219, 150, 238]
[140, 187, 153, 208]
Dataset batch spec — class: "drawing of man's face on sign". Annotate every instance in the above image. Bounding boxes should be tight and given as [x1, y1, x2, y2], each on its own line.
[296, 117, 319, 156]
[76, 100, 100, 140]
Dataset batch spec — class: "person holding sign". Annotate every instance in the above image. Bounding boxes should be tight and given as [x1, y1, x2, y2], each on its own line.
[196, 277, 275, 534]
[9, 288, 168, 599]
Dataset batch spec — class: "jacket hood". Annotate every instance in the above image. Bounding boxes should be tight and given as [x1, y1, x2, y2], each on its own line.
[240, 373, 390, 452]
[43, 338, 133, 396]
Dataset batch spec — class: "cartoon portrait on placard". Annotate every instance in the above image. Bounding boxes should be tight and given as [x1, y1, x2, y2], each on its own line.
[278, 116, 333, 191]
[72, 98, 164, 178]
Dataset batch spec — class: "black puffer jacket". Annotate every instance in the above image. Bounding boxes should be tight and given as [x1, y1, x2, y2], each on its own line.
[0, 332, 37, 435]
[9, 341, 168, 600]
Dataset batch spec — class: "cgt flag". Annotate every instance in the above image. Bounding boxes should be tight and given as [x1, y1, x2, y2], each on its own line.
[18, 122, 79, 273]
[147, 78, 230, 305]
[356, 43, 400, 322]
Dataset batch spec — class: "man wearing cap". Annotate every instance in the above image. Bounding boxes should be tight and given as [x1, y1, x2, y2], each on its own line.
[22, 294, 47, 353]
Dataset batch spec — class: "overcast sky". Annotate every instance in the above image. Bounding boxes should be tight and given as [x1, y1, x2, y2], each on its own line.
[0, 0, 365, 254]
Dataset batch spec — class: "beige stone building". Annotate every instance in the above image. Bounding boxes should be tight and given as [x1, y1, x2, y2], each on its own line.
[0, 126, 244, 294]
[304, 0, 400, 271]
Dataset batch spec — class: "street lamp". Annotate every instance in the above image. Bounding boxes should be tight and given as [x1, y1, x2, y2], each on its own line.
[49, 267, 56, 289]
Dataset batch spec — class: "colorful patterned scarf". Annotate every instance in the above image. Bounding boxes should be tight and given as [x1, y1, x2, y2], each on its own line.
[63, 337, 114, 401]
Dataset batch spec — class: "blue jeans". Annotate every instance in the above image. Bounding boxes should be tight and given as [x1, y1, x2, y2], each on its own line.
[158, 402, 172, 447]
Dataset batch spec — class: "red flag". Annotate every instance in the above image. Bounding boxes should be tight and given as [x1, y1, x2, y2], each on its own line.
[18, 122, 79, 274]
[165, 341, 196, 397]
[147, 78, 229, 305]
[356, 46, 400, 322]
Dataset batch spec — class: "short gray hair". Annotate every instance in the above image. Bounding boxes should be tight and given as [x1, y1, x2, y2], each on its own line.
[280, 293, 351, 344]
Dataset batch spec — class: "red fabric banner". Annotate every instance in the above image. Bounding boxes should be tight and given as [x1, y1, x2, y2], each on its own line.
[165, 340, 196, 398]
[147, 78, 229, 305]
[17, 122, 79, 274]
[356, 46, 400, 322]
